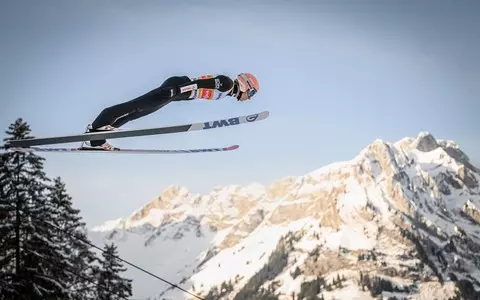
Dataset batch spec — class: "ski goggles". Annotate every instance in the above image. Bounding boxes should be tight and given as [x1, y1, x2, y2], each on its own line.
[246, 87, 257, 98]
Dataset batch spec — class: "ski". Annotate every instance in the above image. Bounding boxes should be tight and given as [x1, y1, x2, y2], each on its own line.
[3, 111, 269, 148]
[0, 144, 239, 154]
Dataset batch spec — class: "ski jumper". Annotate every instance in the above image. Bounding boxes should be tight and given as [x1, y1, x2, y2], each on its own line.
[91, 74, 235, 129]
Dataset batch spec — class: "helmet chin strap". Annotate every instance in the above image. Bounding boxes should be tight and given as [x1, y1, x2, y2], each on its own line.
[230, 80, 242, 100]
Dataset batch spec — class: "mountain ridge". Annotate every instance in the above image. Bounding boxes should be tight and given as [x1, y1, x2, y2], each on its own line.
[88, 131, 480, 300]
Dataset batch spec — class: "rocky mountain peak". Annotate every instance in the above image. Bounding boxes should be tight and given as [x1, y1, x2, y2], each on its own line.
[414, 131, 439, 152]
[89, 132, 480, 300]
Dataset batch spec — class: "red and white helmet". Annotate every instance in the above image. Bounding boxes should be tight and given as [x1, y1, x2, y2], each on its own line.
[236, 73, 259, 99]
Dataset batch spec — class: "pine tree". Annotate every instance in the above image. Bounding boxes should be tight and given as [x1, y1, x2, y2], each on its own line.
[0, 119, 71, 299]
[97, 243, 133, 300]
[48, 176, 99, 299]
[0, 122, 21, 299]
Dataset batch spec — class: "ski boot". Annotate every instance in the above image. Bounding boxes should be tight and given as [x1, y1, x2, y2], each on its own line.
[80, 124, 120, 151]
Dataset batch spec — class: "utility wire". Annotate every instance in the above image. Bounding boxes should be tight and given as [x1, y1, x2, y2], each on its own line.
[22, 246, 130, 300]
[6, 202, 205, 300]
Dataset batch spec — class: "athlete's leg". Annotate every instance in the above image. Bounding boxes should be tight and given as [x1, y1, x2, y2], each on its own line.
[86, 76, 191, 148]
[90, 88, 169, 129]
[90, 76, 191, 129]
[107, 76, 192, 127]
[110, 103, 166, 128]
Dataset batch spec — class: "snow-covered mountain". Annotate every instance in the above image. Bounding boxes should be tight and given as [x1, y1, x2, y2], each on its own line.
[88, 131, 480, 300]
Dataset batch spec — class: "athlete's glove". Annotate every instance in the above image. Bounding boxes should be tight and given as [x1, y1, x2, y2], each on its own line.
[157, 87, 179, 98]
[168, 87, 180, 97]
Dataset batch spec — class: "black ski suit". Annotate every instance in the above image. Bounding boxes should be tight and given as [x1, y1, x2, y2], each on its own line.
[89, 74, 236, 146]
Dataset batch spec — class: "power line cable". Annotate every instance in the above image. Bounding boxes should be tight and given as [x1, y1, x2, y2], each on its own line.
[6, 202, 205, 300]
[22, 246, 131, 300]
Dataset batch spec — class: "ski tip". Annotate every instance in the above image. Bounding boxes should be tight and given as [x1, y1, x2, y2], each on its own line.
[226, 145, 240, 150]
[253, 110, 269, 118]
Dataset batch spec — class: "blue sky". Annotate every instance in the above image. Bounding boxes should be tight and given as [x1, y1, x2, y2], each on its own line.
[1, 0, 479, 226]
